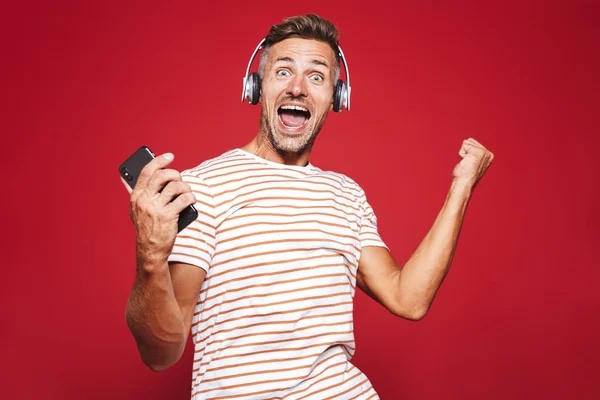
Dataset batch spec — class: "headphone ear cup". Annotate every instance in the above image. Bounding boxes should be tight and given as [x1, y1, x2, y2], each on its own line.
[333, 80, 345, 112]
[248, 72, 261, 105]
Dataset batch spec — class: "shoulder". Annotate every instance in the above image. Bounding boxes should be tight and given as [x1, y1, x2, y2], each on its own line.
[311, 165, 366, 198]
[180, 149, 244, 180]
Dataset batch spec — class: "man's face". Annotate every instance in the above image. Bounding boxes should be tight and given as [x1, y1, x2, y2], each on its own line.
[259, 38, 337, 154]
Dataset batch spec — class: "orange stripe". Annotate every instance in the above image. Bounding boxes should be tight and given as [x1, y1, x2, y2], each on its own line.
[194, 323, 353, 358]
[218, 218, 353, 235]
[195, 337, 353, 368]
[323, 376, 369, 400]
[173, 242, 213, 255]
[190, 151, 364, 199]
[193, 373, 309, 396]
[194, 310, 352, 353]
[200, 350, 323, 377]
[188, 153, 245, 173]
[183, 179, 212, 191]
[360, 231, 382, 238]
[186, 150, 239, 170]
[193, 280, 347, 318]
[213, 179, 358, 204]
[194, 338, 353, 375]
[215, 193, 360, 218]
[176, 235, 215, 249]
[198, 153, 253, 171]
[198, 351, 340, 384]
[213, 237, 359, 258]
[194, 356, 349, 398]
[181, 223, 216, 237]
[283, 363, 350, 399]
[208, 170, 361, 195]
[218, 228, 357, 246]
[207, 343, 347, 371]
[296, 369, 362, 400]
[349, 387, 377, 400]
[206, 253, 340, 281]
[195, 303, 352, 338]
[194, 352, 323, 372]
[199, 261, 349, 296]
[216, 205, 361, 230]
[186, 196, 212, 209]
[209, 247, 356, 272]
[204, 163, 266, 180]
[196, 290, 351, 330]
[169, 251, 210, 266]
[201, 272, 350, 303]
[196, 330, 355, 362]
[223, 207, 358, 225]
[194, 209, 215, 222]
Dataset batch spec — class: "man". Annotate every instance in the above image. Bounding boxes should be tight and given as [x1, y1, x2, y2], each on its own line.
[122, 14, 494, 399]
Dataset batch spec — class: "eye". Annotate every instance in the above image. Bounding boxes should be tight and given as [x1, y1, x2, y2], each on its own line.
[277, 70, 290, 77]
[310, 75, 324, 82]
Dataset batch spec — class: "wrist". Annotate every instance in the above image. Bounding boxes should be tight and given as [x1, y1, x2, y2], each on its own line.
[136, 247, 169, 274]
[450, 178, 474, 198]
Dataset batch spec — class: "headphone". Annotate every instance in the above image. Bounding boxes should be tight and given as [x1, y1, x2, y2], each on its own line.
[241, 38, 352, 112]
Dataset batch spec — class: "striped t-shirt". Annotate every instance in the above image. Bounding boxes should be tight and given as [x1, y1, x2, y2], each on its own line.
[168, 148, 387, 400]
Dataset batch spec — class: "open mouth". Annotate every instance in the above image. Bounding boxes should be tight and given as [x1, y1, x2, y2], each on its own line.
[277, 104, 311, 129]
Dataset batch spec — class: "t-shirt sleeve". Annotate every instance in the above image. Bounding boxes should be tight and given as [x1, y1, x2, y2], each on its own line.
[167, 171, 217, 272]
[358, 189, 388, 249]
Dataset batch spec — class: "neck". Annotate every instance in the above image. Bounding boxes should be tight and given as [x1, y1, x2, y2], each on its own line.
[241, 132, 312, 167]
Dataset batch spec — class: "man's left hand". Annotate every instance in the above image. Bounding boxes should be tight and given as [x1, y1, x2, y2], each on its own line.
[452, 138, 494, 189]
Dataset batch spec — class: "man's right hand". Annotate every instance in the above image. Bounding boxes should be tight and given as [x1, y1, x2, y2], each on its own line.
[121, 153, 196, 270]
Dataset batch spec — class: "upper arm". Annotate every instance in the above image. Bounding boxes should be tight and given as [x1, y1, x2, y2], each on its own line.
[357, 246, 410, 319]
[169, 262, 206, 339]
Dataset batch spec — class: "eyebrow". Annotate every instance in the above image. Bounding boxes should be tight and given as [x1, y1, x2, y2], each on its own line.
[274, 56, 329, 68]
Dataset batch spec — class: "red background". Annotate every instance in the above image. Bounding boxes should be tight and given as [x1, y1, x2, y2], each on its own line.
[2, 1, 599, 399]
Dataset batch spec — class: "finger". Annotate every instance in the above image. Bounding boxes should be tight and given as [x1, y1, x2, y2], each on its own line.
[466, 137, 486, 149]
[120, 177, 133, 194]
[168, 192, 198, 214]
[135, 153, 175, 190]
[459, 141, 475, 157]
[147, 169, 182, 195]
[159, 181, 192, 205]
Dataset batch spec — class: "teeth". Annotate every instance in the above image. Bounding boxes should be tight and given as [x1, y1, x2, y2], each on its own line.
[280, 105, 309, 113]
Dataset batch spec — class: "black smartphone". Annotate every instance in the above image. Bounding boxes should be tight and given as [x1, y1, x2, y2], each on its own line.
[119, 146, 199, 233]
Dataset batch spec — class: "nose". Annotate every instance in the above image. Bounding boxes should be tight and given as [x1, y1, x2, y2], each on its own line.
[286, 74, 308, 98]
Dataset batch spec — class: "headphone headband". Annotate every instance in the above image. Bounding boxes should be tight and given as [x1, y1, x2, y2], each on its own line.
[241, 38, 352, 112]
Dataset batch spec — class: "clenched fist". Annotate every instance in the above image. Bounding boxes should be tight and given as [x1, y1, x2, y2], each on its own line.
[452, 138, 494, 189]
[121, 153, 197, 270]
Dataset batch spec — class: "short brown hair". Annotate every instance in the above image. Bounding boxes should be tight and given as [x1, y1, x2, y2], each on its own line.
[258, 14, 341, 82]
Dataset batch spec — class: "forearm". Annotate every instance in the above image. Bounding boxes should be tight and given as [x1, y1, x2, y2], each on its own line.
[125, 259, 186, 372]
[398, 179, 472, 316]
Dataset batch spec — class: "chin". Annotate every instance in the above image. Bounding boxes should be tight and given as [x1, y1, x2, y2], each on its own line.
[273, 122, 320, 153]
[260, 111, 322, 154]
[271, 131, 311, 153]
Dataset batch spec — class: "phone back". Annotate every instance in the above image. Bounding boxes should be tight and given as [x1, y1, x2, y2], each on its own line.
[119, 146, 155, 189]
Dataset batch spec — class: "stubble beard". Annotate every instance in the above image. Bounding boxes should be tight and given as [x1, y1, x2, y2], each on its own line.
[260, 108, 327, 154]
